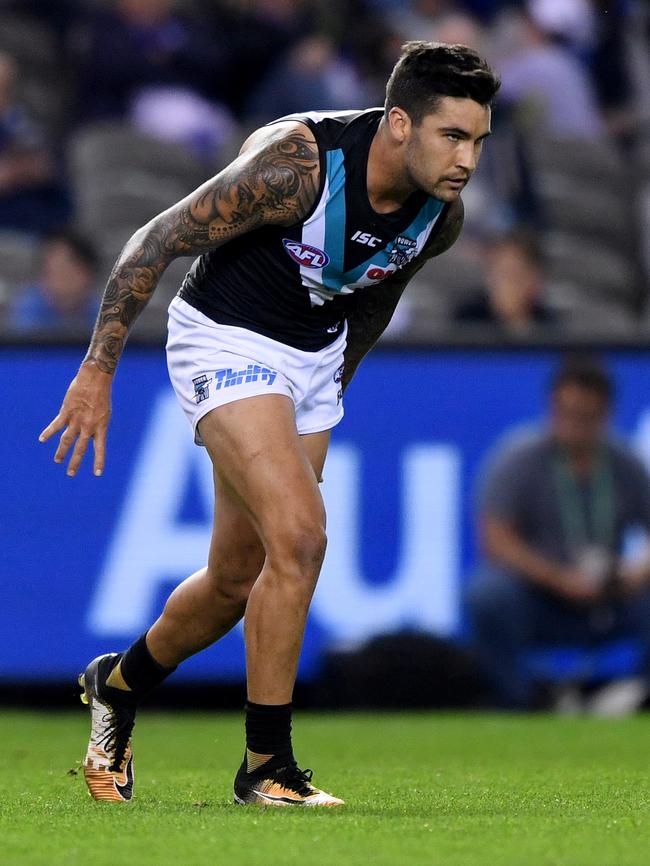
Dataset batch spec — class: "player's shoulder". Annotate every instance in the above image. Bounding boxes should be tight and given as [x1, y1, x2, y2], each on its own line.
[233, 120, 322, 226]
[239, 118, 319, 156]
[440, 196, 464, 240]
[238, 108, 380, 162]
[422, 196, 464, 260]
[273, 107, 381, 130]
[267, 108, 382, 149]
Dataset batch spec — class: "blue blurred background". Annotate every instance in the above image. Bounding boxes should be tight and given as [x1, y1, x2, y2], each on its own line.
[5, 346, 650, 684]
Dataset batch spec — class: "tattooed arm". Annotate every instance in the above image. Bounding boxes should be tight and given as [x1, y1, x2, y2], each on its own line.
[85, 123, 319, 374]
[341, 197, 464, 392]
[39, 122, 320, 475]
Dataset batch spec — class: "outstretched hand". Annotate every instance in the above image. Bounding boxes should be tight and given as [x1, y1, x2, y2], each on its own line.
[39, 361, 112, 477]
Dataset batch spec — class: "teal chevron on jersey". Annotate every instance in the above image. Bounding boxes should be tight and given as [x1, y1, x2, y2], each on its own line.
[321, 148, 347, 292]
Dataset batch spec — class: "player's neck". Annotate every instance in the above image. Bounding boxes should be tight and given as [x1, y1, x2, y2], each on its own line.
[366, 119, 419, 214]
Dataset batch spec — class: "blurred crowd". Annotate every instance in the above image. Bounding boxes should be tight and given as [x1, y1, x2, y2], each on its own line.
[0, 0, 649, 339]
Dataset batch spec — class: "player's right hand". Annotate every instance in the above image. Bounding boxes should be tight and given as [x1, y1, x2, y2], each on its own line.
[38, 360, 113, 477]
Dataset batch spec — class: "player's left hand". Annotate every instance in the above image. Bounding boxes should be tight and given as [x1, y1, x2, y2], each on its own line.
[38, 360, 113, 477]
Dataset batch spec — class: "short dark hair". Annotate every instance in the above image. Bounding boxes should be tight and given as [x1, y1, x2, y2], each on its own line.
[551, 358, 614, 406]
[44, 228, 100, 273]
[385, 41, 500, 125]
[491, 229, 545, 270]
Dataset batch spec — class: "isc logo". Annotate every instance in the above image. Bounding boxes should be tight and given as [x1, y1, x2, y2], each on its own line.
[282, 239, 330, 268]
[351, 230, 382, 248]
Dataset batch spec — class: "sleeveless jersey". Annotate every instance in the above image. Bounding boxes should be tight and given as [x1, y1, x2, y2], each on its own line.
[179, 108, 450, 351]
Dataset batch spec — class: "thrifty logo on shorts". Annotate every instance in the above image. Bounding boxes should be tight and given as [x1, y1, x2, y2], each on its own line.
[193, 366, 278, 404]
[214, 365, 278, 391]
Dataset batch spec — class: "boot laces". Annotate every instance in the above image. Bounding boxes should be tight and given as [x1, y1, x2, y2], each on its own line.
[97, 704, 135, 772]
[275, 761, 315, 796]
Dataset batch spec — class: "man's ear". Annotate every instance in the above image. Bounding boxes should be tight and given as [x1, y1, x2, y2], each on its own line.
[387, 107, 412, 144]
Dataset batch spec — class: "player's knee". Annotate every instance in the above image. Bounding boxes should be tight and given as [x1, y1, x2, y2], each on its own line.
[207, 539, 264, 604]
[285, 523, 327, 573]
[207, 560, 259, 606]
[270, 519, 327, 578]
[213, 555, 260, 599]
[212, 574, 254, 606]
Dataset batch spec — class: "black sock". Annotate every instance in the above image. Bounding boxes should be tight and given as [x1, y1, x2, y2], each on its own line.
[118, 632, 177, 699]
[245, 701, 293, 768]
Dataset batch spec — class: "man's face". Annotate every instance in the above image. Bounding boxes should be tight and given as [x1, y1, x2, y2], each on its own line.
[486, 241, 543, 317]
[550, 384, 609, 453]
[42, 241, 95, 311]
[402, 97, 491, 202]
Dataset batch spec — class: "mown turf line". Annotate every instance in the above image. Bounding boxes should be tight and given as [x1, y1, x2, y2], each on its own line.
[1, 711, 649, 866]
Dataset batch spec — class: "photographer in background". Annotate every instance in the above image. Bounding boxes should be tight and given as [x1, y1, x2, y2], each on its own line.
[467, 360, 650, 714]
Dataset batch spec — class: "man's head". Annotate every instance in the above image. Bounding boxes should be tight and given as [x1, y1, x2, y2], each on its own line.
[384, 42, 500, 201]
[486, 230, 545, 324]
[549, 360, 613, 455]
[0, 52, 17, 113]
[117, 0, 175, 26]
[41, 230, 99, 314]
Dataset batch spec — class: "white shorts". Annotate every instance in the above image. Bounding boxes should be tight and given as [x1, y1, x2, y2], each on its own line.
[166, 296, 346, 445]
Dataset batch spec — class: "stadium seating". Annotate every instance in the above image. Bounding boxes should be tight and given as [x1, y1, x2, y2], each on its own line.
[528, 136, 641, 328]
[68, 123, 209, 334]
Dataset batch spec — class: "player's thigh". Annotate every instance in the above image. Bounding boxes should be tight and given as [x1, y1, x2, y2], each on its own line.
[208, 429, 331, 564]
[207, 470, 266, 596]
[300, 428, 331, 485]
[206, 426, 331, 595]
[198, 394, 327, 564]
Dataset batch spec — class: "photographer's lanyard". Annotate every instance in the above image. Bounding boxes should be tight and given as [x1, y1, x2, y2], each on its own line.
[552, 447, 616, 551]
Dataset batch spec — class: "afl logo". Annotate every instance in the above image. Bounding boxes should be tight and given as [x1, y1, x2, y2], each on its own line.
[282, 239, 330, 269]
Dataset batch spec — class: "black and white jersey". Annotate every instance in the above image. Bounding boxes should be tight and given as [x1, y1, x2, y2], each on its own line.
[179, 108, 451, 351]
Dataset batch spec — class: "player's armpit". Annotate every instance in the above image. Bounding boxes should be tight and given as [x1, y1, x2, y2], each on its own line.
[85, 122, 320, 375]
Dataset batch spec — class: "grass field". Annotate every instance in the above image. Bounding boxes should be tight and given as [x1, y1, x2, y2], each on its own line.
[1, 710, 650, 866]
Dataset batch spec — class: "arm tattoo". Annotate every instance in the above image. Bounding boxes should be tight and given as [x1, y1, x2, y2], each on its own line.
[341, 199, 464, 391]
[85, 128, 320, 373]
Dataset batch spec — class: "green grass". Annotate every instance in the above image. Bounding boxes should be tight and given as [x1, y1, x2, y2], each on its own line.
[1, 710, 650, 866]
